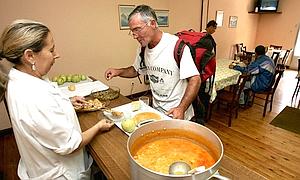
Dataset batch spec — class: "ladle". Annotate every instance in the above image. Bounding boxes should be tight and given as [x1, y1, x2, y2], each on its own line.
[169, 161, 230, 180]
[169, 161, 191, 175]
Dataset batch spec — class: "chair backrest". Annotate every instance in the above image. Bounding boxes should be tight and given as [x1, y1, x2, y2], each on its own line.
[298, 58, 300, 72]
[281, 49, 292, 65]
[271, 51, 280, 66]
[236, 43, 246, 54]
[231, 74, 250, 102]
[270, 44, 283, 50]
[269, 69, 284, 93]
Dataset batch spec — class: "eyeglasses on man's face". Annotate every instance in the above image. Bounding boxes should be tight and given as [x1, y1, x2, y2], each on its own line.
[128, 23, 149, 37]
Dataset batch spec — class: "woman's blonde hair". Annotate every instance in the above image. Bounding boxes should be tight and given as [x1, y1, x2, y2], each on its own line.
[0, 19, 50, 101]
[0, 19, 50, 64]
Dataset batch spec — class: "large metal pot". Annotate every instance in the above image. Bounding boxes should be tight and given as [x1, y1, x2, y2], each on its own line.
[127, 120, 224, 180]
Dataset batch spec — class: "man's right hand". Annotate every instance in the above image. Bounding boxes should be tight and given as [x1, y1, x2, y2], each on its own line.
[104, 68, 120, 80]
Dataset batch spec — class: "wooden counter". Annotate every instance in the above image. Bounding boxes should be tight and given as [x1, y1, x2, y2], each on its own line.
[78, 95, 267, 180]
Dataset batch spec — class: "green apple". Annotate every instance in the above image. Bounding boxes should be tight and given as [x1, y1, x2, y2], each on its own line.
[67, 75, 72, 82]
[121, 119, 136, 133]
[80, 74, 87, 81]
[59, 75, 67, 83]
[57, 77, 65, 85]
[71, 75, 81, 83]
[52, 76, 59, 82]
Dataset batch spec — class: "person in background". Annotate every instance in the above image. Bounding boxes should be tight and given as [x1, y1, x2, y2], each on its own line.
[104, 5, 201, 120]
[0, 19, 114, 179]
[202, 20, 217, 54]
[192, 20, 217, 124]
[229, 45, 275, 104]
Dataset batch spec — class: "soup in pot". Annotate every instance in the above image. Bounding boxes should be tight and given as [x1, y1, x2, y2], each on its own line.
[130, 129, 217, 175]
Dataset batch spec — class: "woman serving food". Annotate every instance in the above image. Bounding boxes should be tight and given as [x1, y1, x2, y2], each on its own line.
[0, 19, 114, 179]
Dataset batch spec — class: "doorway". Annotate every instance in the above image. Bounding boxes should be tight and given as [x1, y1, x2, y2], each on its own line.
[291, 24, 300, 70]
[200, 0, 210, 31]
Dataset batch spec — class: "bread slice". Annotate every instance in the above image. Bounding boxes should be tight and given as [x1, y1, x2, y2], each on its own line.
[131, 101, 141, 111]
[132, 112, 161, 125]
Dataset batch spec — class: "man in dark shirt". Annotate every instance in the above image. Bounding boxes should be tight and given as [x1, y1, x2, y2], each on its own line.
[203, 20, 217, 54]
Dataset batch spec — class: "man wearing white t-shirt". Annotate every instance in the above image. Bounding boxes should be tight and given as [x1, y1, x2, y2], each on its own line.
[104, 5, 200, 120]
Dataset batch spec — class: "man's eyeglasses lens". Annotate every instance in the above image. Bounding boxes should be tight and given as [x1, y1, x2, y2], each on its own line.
[128, 23, 148, 36]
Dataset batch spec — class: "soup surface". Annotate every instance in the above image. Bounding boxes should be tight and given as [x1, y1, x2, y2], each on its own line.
[131, 129, 216, 175]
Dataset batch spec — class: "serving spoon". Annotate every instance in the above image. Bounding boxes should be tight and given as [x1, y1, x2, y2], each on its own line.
[169, 161, 192, 175]
[169, 161, 230, 180]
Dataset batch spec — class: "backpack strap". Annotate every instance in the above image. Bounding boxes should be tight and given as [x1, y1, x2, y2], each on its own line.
[173, 39, 186, 68]
[134, 47, 146, 84]
[139, 46, 146, 69]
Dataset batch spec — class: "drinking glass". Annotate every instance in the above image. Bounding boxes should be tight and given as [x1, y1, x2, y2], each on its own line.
[139, 96, 150, 106]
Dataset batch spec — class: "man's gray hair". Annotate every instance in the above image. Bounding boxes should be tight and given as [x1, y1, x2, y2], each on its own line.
[128, 5, 157, 23]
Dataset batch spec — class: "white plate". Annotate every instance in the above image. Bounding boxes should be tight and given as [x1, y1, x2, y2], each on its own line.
[105, 101, 172, 136]
[59, 80, 109, 98]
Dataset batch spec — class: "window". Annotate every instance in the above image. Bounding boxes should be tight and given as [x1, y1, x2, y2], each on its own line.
[294, 26, 300, 56]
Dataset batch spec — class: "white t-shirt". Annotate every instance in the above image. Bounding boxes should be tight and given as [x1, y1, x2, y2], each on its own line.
[133, 32, 199, 120]
[7, 68, 92, 179]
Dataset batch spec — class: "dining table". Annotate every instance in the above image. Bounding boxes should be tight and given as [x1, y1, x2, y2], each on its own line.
[208, 58, 243, 103]
[78, 92, 267, 180]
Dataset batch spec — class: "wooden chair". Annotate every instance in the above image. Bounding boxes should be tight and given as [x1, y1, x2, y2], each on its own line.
[251, 69, 284, 117]
[210, 74, 250, 127]
[270, 45, 283, 50]
[234, 43, 256, 64]
[282, 49, 292, 66]
[234, 43, 246, 60]
[271, 51, 280, 67]
[277, 49, 292, 76]
[292, 59, 300, 105]
[243, 51, 256, 64]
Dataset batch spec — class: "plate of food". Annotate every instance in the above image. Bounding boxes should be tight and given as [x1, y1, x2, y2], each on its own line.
[105, 101, 172, 136]
[74, 98, 109, 112]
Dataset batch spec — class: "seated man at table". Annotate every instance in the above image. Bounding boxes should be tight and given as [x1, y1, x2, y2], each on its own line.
[229, 45, 275, 104]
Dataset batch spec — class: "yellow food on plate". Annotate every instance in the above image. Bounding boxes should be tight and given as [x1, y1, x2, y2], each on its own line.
[131, 101, 141, 111]
[84, 99, 104, 109]
[68, 84, 76, 91]
[74, 99, 105, 112]
[132, 112, 161, 125]
[111, 110, 124, 118]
